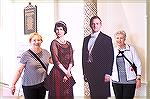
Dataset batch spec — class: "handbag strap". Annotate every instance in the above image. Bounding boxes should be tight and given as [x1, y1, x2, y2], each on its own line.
[28, 49, 47, 71]
[118, 50, 133, 66]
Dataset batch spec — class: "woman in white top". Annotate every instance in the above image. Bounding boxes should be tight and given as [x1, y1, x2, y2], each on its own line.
[111, 30, 142, 99]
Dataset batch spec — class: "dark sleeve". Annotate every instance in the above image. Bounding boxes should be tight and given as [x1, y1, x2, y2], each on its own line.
[69, 42, 74, 66]
[50, 40, 61, 66]
[106, 37, 114, 75]
[82, 38, 87, 75]
[82, 39, 85, 75]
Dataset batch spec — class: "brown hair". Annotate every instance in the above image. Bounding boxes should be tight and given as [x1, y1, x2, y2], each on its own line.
[54, 21, 67, 35]
[90, 16, 102, 28]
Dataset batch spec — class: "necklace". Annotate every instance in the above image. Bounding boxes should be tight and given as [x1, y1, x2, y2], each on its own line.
[57, 38, 66, 44]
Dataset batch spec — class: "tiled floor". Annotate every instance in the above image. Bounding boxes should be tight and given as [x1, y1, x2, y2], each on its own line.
[0, 83, 147, 99]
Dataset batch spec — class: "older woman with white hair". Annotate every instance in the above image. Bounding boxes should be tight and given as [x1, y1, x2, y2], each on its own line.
[111, 30, 142, 99]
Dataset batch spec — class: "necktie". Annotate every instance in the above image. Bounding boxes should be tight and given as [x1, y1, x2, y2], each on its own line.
[88, 36, 96, 63]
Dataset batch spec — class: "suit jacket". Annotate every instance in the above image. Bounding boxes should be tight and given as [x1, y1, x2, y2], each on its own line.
[82, 31, 114, 81]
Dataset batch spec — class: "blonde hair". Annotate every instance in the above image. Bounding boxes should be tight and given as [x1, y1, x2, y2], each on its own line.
[29, 32, 43, 43]
[114, 30, 126, 39]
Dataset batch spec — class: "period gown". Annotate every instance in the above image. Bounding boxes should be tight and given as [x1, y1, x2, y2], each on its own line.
[48, 40, 74, 99]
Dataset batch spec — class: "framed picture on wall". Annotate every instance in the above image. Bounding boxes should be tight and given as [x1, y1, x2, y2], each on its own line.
[24, 2, 37, 35]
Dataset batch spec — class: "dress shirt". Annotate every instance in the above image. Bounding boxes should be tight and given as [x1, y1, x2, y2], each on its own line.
[88, 31, 100, 53]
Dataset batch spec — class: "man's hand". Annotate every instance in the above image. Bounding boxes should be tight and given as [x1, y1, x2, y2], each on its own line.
[84, 75, 88, 82]
[104, 74, 110, 82]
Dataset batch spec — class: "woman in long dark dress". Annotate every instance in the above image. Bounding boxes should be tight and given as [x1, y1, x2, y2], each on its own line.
[48, 21, 75, 99]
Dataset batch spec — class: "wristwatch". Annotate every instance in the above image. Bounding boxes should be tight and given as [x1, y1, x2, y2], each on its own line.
[136, 75, 141, 80]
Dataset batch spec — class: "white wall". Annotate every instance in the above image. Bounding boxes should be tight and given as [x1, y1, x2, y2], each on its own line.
[0, 0, 16, 85]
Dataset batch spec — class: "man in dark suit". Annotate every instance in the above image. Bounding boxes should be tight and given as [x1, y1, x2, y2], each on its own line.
[82, 16, 114, 99]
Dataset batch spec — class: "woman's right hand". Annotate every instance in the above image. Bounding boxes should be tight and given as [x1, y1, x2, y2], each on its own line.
[66, 71, 72, 78]
[63, 76, 68, 82]
[10, 84, 16, 95]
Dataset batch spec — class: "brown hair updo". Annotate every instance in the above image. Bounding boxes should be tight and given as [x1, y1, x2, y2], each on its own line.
[54, 21, 67, 35]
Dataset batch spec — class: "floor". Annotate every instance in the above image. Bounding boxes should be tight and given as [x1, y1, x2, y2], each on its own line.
[0, 82, 147, 99]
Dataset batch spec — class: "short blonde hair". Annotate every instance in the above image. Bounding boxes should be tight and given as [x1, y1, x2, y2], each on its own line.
[114, 30, 126, 39]
[29, 32, 43, 43]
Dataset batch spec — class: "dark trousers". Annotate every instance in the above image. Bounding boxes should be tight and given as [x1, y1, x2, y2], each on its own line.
[112, 83, 136, 99]
[89, 83, 108, 99]
[22, 82, 46, 99]
[88, 80, 110, 99]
